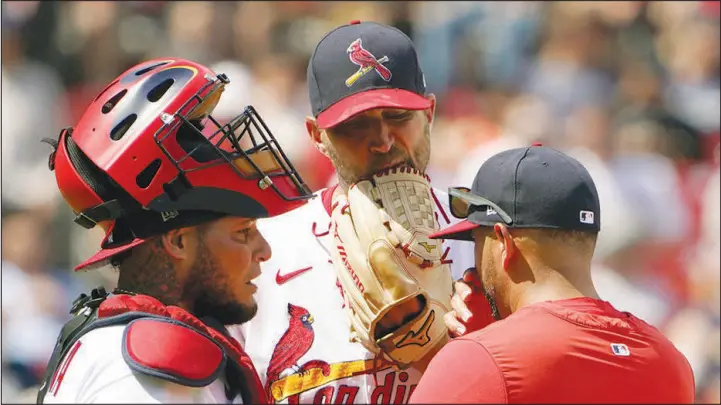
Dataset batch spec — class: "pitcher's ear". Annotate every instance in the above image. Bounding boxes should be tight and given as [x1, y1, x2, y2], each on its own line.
[424, 94, 436, 126]
[306, 117, 328, 156]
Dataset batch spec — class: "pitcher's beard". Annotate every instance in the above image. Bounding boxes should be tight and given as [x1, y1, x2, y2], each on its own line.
[323, 121, 431, 187]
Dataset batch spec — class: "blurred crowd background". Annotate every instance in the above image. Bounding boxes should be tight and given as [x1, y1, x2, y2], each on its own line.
[2, 1, 719, 403]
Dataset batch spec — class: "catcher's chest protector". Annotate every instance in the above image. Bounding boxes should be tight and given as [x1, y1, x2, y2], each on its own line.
[36, 288, 266, 404]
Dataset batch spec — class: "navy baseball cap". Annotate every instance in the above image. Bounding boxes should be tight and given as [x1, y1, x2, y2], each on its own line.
[307, 20, 431, 129]
[431, 144, 601, 241]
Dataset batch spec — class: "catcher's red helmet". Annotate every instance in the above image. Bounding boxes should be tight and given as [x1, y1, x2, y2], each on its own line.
[45, 57, 313, 271]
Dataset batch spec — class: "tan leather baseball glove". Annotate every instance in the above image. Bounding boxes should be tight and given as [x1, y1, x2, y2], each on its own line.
[330, 166, 453, 369]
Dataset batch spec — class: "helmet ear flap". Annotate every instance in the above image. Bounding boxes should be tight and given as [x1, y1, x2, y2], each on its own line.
[52, 128, 109, 230]
[53, 128, 142, 232]
[65, 132, 116, 203]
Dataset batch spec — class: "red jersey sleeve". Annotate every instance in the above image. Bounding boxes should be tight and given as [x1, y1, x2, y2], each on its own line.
[409, 339, 507, 404]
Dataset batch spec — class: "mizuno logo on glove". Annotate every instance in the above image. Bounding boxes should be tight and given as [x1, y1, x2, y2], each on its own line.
[418, 242, 437, 253]
[396, 310, 435, 348]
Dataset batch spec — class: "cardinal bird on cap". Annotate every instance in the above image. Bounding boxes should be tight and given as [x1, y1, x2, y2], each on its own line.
[345, 39, 392, 87]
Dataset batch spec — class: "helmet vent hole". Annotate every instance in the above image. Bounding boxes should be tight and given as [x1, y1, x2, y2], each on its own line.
[111, 114, 137, 141]
[94, 78, 120, 102]
[135, 61, 170, 76]
[147, 79, 175, 103]
[136, 159, 162, 189]
[102, 89, 128, 114]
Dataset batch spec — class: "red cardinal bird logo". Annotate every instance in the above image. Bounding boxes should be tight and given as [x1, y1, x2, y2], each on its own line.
[265, 304, 315, 394]
[345, 38, 392, 87]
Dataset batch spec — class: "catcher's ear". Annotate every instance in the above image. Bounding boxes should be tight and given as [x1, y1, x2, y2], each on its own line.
[305, 116, 328, 157]
[159, 227, 196, 261]
[494, 223, 515, 270]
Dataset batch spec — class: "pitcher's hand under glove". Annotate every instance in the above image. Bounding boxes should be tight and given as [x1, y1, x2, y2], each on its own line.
[330, 166, 453, 369]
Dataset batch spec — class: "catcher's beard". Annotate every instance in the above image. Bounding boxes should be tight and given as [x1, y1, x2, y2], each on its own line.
[323, 120, 431, 187]
[183, 238, 258, 325]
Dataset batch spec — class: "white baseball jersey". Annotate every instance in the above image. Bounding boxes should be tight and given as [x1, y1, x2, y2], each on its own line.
[230, 186, 474, 404]
[41, 325, 243, 404]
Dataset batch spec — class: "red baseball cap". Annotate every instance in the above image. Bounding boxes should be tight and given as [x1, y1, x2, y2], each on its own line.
[308, 20, 431, 129]
[73, 209, 228, 271]
[76, 238, 147, 271]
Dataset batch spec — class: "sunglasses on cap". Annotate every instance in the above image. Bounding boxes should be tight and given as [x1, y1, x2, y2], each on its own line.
[448, 187, 514, 225]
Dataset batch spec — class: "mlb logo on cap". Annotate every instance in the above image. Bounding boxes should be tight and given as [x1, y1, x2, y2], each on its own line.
[580, 210, 595, 224]
[610, 343, 630, 356]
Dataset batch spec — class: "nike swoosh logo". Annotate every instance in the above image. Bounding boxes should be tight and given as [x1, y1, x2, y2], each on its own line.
[275, 266, 313, 285]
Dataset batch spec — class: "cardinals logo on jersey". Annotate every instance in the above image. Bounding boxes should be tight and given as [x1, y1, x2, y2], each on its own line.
[264, 303, 397, 403]
[345, 38, 392, 87]
[265, 304, 331, 400]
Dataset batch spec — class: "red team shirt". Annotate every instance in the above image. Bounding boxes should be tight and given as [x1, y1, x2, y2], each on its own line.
[410, 297, 695, 404]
